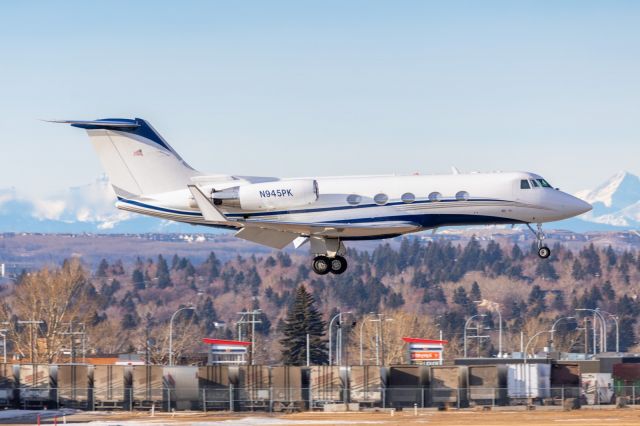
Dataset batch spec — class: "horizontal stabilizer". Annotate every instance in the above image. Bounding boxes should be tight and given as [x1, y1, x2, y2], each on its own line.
[46, 118, 140, 129]
[188, 185, 227, 222]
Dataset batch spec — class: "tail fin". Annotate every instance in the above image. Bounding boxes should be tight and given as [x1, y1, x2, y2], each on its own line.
[53, 118, 199, 196]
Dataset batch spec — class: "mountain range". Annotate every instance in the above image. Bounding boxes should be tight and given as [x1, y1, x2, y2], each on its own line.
[1, 172, 639, 234]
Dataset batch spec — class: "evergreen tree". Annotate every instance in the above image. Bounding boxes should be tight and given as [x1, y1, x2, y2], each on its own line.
[280, 285, 328, 365]
[528, 285, 546, 316]
[156, 254, 172, 288]
[202, 252, 221, 280]
[470, 281, 482, 302]
[96, 258, 109, 277]
[201, 297, 219, 334]
[132, 269, 145, 290]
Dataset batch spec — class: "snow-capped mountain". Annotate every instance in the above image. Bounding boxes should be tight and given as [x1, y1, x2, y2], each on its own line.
[0, 177, 202, 233]
[572, 171, 640, 229]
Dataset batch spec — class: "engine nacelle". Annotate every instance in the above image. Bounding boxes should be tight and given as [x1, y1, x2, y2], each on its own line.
[212, 179, 319, 211]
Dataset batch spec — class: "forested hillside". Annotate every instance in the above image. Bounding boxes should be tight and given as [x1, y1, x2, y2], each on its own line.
[2, 237, 640, 364]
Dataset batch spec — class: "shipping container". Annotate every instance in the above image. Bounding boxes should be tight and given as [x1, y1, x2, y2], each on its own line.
[0, 363, 16, 407]
[197, 365, 233, 410]
[386, 366, 426, 408]
[349, 365, 382, 405]
[467, 365, 506, 405]
[236, 365, 270, 410]
[57, 365, 91, 408]
[309, 366, 343, 404]
[131, 365, 164, 409]
[271, 366, 305, 411]
[93, 365, 130, 409]
[18, 364, 54, 408]
[507, 364, 550, 400]
[581, 373, 614, 405]
[164, 366, 198, 410]
[429, 366, 467, 406]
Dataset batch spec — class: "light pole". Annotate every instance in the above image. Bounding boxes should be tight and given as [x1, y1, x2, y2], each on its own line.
[369, 315, 393, 365]
[598, 310, 620, 353]
[169, 306, 195, 366]
[359, 313, 376, 365]
[524, 330, 552, 364]
[550, 317, 576, 352]
[0, 329, 6, 363]
[576, 309, 607, 353]
[328, 312, 351, 366]
[463, 314, 486, 358]
[474, 301, 503, 357]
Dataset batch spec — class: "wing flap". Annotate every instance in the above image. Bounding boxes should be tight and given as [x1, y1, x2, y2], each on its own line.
[239, 219, 420, 238]
[235, 227, 299, 249]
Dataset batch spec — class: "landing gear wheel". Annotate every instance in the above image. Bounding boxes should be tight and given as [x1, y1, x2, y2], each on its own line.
[329, 256, 348, 275]
[312, 256, 331, 275]
[538, 246, 551, 259]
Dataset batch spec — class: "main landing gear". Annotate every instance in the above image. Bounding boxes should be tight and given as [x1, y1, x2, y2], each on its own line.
[527, 223, 551, 259]
[310, 237, 348, 275]
[312, 255, 348, 275]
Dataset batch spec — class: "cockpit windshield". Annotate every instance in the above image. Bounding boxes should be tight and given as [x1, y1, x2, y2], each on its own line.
[520, 178, 552, 189]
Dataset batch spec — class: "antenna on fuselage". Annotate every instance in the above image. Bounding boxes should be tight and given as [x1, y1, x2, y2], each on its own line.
[451, 166, 461, 175]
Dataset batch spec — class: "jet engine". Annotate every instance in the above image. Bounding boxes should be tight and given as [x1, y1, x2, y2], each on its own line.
[212, 179, 319, 211]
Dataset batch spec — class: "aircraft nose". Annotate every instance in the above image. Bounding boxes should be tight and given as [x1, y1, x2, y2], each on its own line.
[566, 195, 592, 216]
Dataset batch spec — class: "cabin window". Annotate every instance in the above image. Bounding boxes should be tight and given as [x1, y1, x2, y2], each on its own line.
[455, 191, 470, 201]
[530, 179, 540, 188]
[401, 192, 416, 203]
[374, 193, 389, 205]
[346, 194, 362, 205]
[428, 191, 442, 202]
[537, 179, 552, 188]
[520, 180, 531, 189]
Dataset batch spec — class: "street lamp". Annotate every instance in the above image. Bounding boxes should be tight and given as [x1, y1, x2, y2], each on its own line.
[550, 317, 576, 352]
[169, 306, 195, 366]
[463, 314, 486, 358]
[359, 312, 376, 365]
[474, 301, 503, 357]
[576, 309, 607, 353]
[524, 330, 552, 364]
[329, 311, 351, 366]
[0, 329, 6, 363]
[598, 309, 620, 353]
[370, 315, 394, 365]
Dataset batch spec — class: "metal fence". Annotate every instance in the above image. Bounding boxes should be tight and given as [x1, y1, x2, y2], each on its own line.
[2, 386, 639, 411]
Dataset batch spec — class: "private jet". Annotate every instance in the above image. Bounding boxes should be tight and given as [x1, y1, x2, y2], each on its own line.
[53, 118, 592, 275]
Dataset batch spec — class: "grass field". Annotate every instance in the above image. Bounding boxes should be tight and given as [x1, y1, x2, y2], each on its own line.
[2, 407, 640, 426]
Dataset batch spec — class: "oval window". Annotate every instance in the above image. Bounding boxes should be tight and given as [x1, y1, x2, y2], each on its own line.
[428, 192, 442, 202]
[401, 192, 415, 203]
[346, 194, 362, 205]
[456, 191, 470, 201]
[374, 193, 389, 205]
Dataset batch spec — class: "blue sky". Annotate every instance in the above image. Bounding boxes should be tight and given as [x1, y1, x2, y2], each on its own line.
[1, 0, 639, 197]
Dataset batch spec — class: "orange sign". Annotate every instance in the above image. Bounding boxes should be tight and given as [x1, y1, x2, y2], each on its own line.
[410, 351, 441, 360]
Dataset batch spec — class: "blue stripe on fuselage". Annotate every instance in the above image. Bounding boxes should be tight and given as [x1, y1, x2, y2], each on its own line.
[116, 197, 524, 231]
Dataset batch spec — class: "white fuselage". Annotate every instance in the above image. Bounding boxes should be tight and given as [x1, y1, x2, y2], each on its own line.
[116, 170, 591, 238]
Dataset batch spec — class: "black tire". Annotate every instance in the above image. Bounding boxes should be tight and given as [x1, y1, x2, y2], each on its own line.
[329, 256, 348, 274]
[312, 256, 330, 275]
[538, 246, 551, 259]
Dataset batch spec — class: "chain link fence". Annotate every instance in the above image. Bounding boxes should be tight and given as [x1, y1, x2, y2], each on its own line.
[3, 385, 639, 411]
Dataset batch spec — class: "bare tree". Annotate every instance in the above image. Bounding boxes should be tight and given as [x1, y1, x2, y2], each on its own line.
[1, 259, 96, 363]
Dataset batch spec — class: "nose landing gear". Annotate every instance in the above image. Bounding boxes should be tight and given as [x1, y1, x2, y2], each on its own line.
[527, 223, 551, 259]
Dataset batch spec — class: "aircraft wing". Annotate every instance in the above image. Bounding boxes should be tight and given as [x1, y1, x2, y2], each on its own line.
[237, 219, 421, 238]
